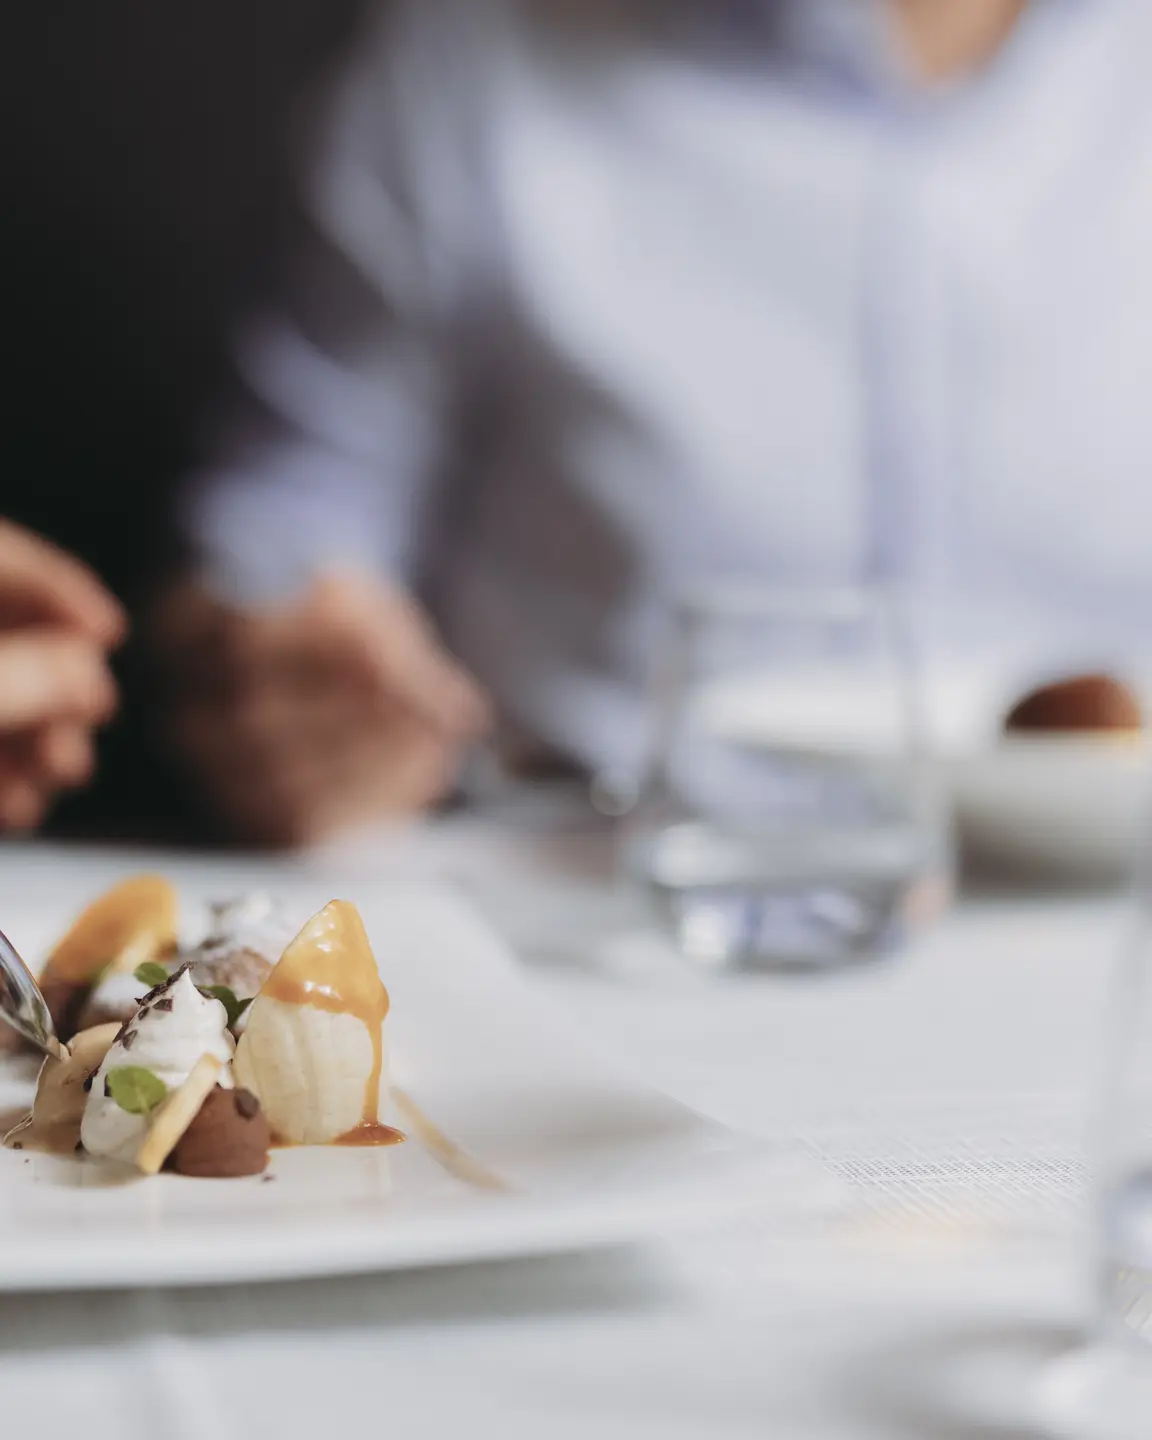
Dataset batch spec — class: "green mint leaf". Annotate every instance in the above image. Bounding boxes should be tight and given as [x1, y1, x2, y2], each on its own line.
[198, 984, 248, 1029]
[134, 962, 170, 988]
[106, 1066, 167, 1115]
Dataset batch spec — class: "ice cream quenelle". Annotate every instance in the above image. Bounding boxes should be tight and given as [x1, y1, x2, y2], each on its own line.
[234, 900, 399, 1146]
[3, 1024, 121, 1155]
[182, 895, 299, 1032]
[38, 875, 179, 1041]
[80, 967, 235, 1166]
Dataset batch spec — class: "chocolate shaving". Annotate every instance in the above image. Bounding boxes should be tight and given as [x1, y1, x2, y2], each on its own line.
[234, 1089, 260, 1119]
[82, 1074, 94, 1093]
[130, 962, 189, 1016]
[103, 1077, 112, 1098]
[120, 1029, 137, 1050]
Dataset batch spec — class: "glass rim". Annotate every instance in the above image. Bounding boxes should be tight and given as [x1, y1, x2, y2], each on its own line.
[673, 579, 899, 623]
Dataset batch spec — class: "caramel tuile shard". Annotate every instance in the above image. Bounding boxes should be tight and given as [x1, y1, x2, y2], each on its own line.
[135, 1054, 223, 1176]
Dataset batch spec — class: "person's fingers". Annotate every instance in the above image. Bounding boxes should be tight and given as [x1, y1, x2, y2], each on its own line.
[161, 571, 482, 845]
[356, 717, 459, 813]
[172, 683, 342, 782]
[31, 722, 96, 789]
[309, 575, 490, 737]
[0, 522, 126, 646]
[0, 722, 95, 831]
[0, 716, 99, 832]
[251, 735, 454, 848]
[188, 700, 459, 848]
[149, 577, 235, 669]
[269, 733, 453, 848]
[158, 573, 489, 741]
[0, 772, 48, 832]
[0, 631, 117, 729]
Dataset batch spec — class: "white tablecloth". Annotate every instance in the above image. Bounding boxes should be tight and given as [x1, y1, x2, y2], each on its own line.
[0, 821, 1128, 1438]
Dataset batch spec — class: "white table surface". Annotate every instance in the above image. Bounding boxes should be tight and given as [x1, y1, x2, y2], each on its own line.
[0, 815, 1131, 1439]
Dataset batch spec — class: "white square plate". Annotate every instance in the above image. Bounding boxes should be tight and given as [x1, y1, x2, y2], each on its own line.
[0, 862, 822, 1291]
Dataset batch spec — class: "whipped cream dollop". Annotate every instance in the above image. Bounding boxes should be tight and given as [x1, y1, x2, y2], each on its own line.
[80, 968, 235, 1165]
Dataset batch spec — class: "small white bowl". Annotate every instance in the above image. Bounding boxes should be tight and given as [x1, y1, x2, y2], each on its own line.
[949, 734, 1150, 884]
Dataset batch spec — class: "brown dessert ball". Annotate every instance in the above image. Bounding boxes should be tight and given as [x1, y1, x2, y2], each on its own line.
[170, 1087, 271, 1178]
[191, 947, 272, 1000]
[1005, 674, 1142, 734]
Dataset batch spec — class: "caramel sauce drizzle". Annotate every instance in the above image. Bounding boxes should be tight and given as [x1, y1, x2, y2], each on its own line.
[333, 1122, 405, 1147]
[263, 900, 397, 1145]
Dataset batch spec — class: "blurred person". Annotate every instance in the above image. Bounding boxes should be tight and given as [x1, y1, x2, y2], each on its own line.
[0, 522, 123, 830]
[168, 0, 1152, 845]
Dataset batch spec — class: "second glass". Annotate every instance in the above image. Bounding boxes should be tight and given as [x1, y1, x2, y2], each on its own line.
[621, 583, 951, 971]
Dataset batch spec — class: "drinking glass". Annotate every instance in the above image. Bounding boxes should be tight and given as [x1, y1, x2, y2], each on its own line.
[620, 582, 951, 971]
[1097, 885, 1152, 1350]
[1031, 864, 1152, 1438]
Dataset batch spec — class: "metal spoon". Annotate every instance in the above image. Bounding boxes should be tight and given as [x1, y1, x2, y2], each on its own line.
[0, 928, 67, 1060]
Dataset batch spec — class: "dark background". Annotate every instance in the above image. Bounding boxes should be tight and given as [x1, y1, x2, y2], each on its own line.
[2, 0, 366, 839]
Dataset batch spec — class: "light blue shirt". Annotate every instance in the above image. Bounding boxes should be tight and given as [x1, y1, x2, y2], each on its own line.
[186, 0, 1152, 774]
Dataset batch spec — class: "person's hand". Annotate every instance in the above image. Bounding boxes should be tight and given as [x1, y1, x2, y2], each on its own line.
[158, 571, 489, 847]
[0, 521, 124, 829]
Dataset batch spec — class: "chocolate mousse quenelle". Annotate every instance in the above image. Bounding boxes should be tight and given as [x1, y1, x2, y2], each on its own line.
[2, 891, 403, 1180]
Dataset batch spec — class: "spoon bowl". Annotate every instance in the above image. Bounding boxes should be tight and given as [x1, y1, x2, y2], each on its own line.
[0, 929, 66, 1060]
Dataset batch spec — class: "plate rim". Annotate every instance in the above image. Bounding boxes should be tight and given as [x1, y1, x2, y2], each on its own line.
[0, 1139, 795, 1293]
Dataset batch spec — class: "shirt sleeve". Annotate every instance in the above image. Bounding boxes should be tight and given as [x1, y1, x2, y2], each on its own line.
[181, 1, 478, 607]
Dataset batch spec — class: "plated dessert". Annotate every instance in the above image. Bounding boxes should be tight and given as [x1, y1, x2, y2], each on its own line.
[2, 879, 402, 1179]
